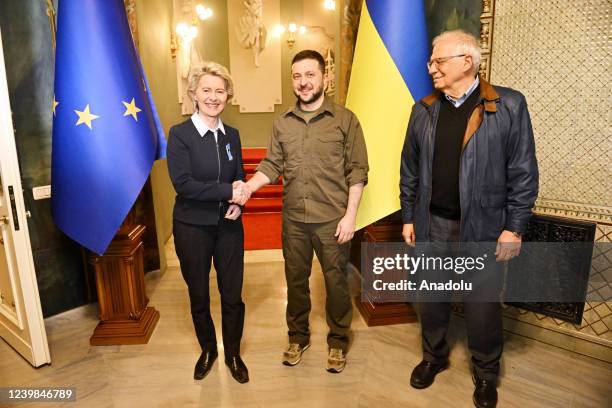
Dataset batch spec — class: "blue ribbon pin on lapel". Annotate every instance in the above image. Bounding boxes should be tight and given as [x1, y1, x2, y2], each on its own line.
[226, 143, 233, 161]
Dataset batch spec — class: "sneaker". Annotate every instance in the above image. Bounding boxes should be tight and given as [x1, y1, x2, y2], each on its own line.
[282, 343, 310, 366]
[326, 348, 346, 373]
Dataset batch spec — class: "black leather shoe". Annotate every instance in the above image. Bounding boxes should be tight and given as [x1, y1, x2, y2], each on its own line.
[473, 376, 498, 408]
[194, 350, 218, 380]
[225, 355, 249, 384]
[409, 360, 448, 389]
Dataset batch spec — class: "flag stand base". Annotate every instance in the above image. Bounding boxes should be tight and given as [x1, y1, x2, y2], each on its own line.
[88, 224, 159, 345]
[354, 295, 417, 326]
[350, 212, 418, 326]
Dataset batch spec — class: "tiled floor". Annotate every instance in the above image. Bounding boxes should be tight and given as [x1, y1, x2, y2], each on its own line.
[0, 239, 610, 407]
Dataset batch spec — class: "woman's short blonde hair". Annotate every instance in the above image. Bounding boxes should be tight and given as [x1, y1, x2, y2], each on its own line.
[187, 61, 234, 102]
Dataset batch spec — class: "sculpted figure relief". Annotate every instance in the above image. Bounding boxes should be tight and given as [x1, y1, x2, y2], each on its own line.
[235, 0, 267, 67]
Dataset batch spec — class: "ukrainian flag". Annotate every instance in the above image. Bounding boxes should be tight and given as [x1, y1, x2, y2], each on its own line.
[347, 1, 432, 230]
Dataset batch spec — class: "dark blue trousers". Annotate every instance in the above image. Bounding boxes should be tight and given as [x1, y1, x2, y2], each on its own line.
[173, 218, 245, 357]
[419, 214, 504, 381]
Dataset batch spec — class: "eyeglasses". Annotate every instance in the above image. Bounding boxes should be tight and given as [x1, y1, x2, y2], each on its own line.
[426, 54, 466, 69]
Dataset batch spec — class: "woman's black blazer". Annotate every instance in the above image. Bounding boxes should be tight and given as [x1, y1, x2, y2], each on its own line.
[167, 118, 246, 226]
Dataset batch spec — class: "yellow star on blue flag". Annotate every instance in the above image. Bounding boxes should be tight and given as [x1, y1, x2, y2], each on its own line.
[74, 104, 99, 129]
[122, 98, 142, 121]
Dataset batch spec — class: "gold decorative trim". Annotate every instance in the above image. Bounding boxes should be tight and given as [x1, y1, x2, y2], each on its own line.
[338, 0, 362, 105]
[45, 0, 57, 50]
[124, 0, 139, 50]
[478, 0, 494, 81]
[535, 199, 612, 224]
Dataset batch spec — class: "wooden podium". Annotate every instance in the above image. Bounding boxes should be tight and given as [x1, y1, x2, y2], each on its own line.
[88, 224, 159, 345]
[351, 212, 417, 326]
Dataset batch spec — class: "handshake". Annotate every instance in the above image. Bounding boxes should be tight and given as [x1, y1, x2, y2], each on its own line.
[230, 180, 252, 206]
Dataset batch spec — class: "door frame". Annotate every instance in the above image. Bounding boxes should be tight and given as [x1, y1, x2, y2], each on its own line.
[0, 28, 50, 367]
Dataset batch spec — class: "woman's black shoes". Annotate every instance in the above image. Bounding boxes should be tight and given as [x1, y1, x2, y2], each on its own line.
[194, 350, 249, 383]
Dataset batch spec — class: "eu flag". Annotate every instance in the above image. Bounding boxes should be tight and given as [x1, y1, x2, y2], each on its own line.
[52, 0, 166, 255]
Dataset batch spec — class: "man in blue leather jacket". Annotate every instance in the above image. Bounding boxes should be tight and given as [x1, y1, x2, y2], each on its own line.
[400, 30, 538, 408]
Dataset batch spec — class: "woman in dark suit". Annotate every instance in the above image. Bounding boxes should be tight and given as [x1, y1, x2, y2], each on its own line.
[167, 62, 249, 383]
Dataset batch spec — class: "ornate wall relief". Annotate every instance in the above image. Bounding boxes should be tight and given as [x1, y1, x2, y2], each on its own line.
[228, 0, 281, 113]
[235, 0, 267, 67]
[173, 0, 204, 116]
[324, 47, 335, 96]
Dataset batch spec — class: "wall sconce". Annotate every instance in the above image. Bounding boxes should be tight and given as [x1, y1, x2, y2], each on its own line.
[324, 0, 336, 11]
[171, 4, 213, 59]
[176, 22, 198, 42]
[275, 22, 306, 47]
[177, 22, 198, 46]
[171, 22, 198, 60]
[195, 4, 213, 20]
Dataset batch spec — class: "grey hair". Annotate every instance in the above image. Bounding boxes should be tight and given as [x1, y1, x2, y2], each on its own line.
[187, 61, 234, 103]
[432, 30, 481, 76]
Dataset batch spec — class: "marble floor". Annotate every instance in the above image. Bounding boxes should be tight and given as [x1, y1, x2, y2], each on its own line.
[1, 239, 611, 408]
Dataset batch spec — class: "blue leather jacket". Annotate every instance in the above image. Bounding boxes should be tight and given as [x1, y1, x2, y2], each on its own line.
[400, 78, 539, 242]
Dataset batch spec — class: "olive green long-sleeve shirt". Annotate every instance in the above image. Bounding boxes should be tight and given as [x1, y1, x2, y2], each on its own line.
[257, 97, 369, 223]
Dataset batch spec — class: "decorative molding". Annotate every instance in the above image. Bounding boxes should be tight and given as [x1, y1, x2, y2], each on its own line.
[45, 0, 57, 50]
[482, 0, 493, 16]
[124, 0, 139, 50]
[478, 0, 494, 80]
[338, 0, 361, 105]
[535, 199, 612, 224]
[324, 47, 336, 96]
